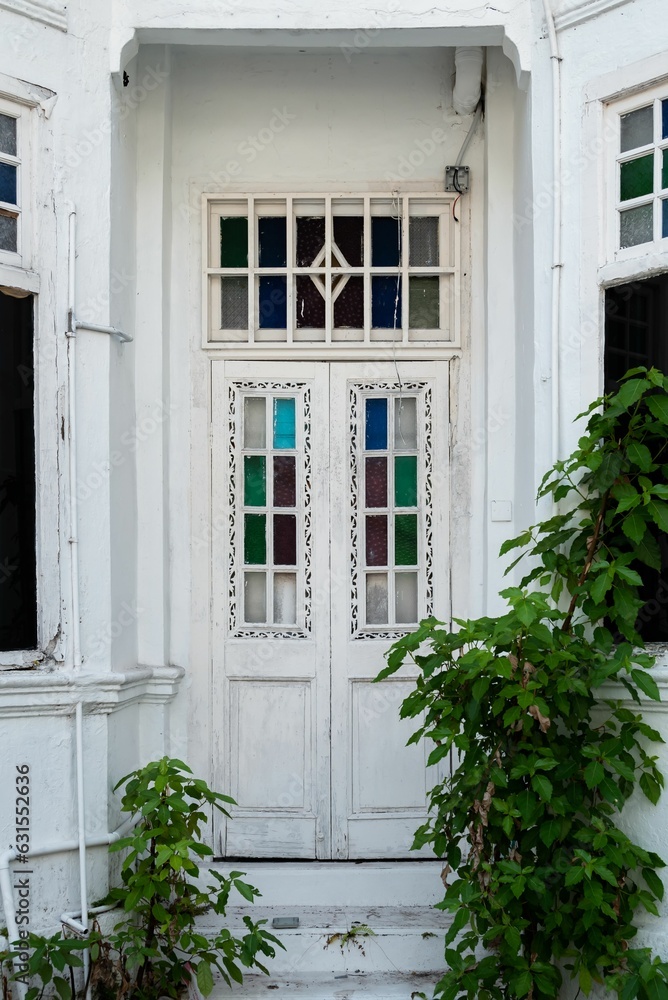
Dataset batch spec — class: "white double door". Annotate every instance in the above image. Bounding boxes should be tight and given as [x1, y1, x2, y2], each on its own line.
[211, 360, 449, 859]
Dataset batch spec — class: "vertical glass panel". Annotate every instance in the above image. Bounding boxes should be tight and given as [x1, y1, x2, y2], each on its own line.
[273, 514, 297, 565]
[296, 217, 325, 266]
[273, 455, 296, 507]
[366, 574, 388, 625]
[0, 114, 17, 156]
[220, 217, 248, 267]
[333, 217, 364, 266]
[296, 276, 326, 328]
[409, 277, 439, 328]
[663, 150, 668, 190]
[620, 204, 653, 248]
[258, 216, 287, 266]
[366, 515, 388, 566]
[244, 397, 266, 449]
[244, 572, 266, 623]
[365, 398, 388, 450]
[663, 199, 668, 239]
[221, 276, 248, 329]
[0, 213, 17, 253]
[259, 276, 287, 329]
[409, 217, 439, 266]
[0, 163, 17, 205]
[372, 276, 402, 329]
[620, 105, 653, 153]
[333, 277, 364, 328]
[395, 456, 418, 507]
[394, 398, 417, 450]
[395, 514, 418, 565]
[395, 572, 418, 624]
[273, 573, 297, 625]
[273, 397, 296, 449]
[663, 100, 668, 141]
[365, 457, 387, 508]
[372, 216, 402, 266]
[620, 154, 654, 201]
[244, 514, 267, 565]
[244, 455, 266, 506]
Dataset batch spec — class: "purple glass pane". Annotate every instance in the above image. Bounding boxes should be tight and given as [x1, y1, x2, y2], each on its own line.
[365, 457, 387, 508]
[296, 216, 325, 266]
[366, 515, 388, 566]
[296, 275, 326, 328]
[273, 514, 297, 565]
[334, 277, 364, 328]
[333, 216, 364, 266]
[273, 456, 296, 507]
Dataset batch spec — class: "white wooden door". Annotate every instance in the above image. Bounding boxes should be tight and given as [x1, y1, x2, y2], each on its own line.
[211, 360, 449, 859]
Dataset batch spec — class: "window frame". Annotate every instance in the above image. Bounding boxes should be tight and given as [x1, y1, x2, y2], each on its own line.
[0, 95, 31, 269]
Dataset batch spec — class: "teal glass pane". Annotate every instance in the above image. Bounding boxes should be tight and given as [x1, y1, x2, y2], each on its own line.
[244, 513, 266, 565]
[394, 456, 417, 507]
[663, 200, 668, 239]
[409, 277, 439, 329]
[220, 217, 248, 267]
[395, 514, 418, 565]
[663, 100, 668, 140]
[273, 397, 296, 449]
[620, 154, 654, 201]
[244, 455, 266, 506]
[663, 150, 668, 190]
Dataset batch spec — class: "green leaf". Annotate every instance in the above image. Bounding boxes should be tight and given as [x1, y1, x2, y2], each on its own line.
[584, 760, 604, 788]
[539, 819, 561, 847]
[620, 973, 641, 1000]
[632, 668, 661, 701]
[647, 500, 668, 534]
[622, 512, 647, 545]
[196, 960, 215, 997]
[579, 965, 593, 995]
[234, 879, 258, 902]
[647, 394, 668, 424]
[627, 441, 654, 472]
[642, 867, 665, 901]
[531, 775, 553, 802]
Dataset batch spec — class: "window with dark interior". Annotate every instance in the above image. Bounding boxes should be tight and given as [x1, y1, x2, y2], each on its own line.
[0, 288, 36, 651]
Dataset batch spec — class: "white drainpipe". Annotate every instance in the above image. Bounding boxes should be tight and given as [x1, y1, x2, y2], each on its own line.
[452, 46, 484, 116]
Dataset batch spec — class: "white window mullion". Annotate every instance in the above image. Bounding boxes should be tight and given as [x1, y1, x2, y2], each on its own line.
[325, 195, 332, 345]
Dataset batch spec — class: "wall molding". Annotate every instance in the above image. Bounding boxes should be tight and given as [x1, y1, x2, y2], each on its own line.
[555, 0, 635, 31]
[0, 0, 67, 31]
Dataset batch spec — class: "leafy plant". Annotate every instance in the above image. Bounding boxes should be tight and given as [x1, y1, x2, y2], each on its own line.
[0, 931, 90, 1000]
[379, 369, 668, 999]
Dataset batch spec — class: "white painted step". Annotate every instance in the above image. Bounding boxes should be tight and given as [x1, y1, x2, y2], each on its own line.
[213, 972, 438, 999]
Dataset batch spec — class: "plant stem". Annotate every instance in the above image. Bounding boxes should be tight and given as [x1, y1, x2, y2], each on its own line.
[562, 491, 609, 633]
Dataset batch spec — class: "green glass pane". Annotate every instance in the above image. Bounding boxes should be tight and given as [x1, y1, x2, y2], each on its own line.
[395, 514, 417, 565]
[663, 150, 668, 190]
[220, 217, 248, 267]
[409, 277, 439, 329]
[620, 154, 654, 202]
[394, 456, 417, 507]
[244, 513, 266, 565]
[244, 455, 266, 506]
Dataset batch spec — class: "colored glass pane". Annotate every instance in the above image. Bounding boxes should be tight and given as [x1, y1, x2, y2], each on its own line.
[259, 276, 287, 328]
[372, 276, 402, 328]
[620, 154, 653, 201]
[366, 515, 388, 566]
[0, 213, 17, 253]
[273, 456, 296, 507]
[273, 397, 296, 449]
[334, 276, 364, 327]
[244, 572, 266, 623]
[663, 200, 668, 239]
[409, 277, 439, 329]
[220, 217, 248, 267]
[395, 572, 418, 624]
[220, 276, 248, 329]
[365, 398, 387, 450]
[296, 275, 325, 328]
[372, 216, 401, 266]
[244, 514, 266, 565]
[333, 216, 364, 266]
[620, 105, 653, 153]
[409, 217, 439, 266]
[663, 150, 668, 189]
[366, 574, 388, 625]
[395, 514, 418, 565]
[620, 204, 653, 248]
[244, 455, 266, 506]
[244, 397, 266, 448]
[258, 216, 287, 266]
[365, 457, 387, 508]
[394, 397, 417, 450]
[273, 573, 297, 624]
[395, 456, 417, 507]
[0, 114, 17, 157]
[296, 216, 325, 266]
[664, 100, 668, 140]
[273, 514, 296, 565]
[0, 163, 17, 205]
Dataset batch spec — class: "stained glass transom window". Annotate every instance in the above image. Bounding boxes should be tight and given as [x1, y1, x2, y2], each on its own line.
[207, 194, 460, 356]
[615, 95, 668, 250]
[0, 106, 20, 256]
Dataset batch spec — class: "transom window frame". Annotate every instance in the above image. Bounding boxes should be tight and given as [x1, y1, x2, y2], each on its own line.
[0, 94, 30, 268]
[202, 192, 461, 360]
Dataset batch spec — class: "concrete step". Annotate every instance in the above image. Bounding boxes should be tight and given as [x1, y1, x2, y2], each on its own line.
[213, 972, 438, 999]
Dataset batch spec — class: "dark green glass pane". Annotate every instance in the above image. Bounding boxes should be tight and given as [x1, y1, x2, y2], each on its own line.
[244, 513, 266, 565]
[663, 150, 668, 190]
[394, 456, 417, 507]
[409, 277, 439, 329]
[620, 154, 654, 202]
[244, 455, 266, 507]
[395, 514, 417, 565]
[220, 217, 248, 267]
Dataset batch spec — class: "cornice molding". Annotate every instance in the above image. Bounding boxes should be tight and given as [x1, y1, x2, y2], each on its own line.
[0, 0, 67, 31]
[555, 0, 635, 31]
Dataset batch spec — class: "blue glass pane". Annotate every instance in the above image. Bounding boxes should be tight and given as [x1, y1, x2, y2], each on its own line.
[372, 216, 402, 266]
[259, 276, 287, 328]
[663, 100, 668, 140]
[0, 162, 17, 205]
[372, 276, 402, 329]
[663, 200, 668, 239]
[273, 397, 296, 449]
[365, 398, 388, 450]
[259, 216, 287, 266]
